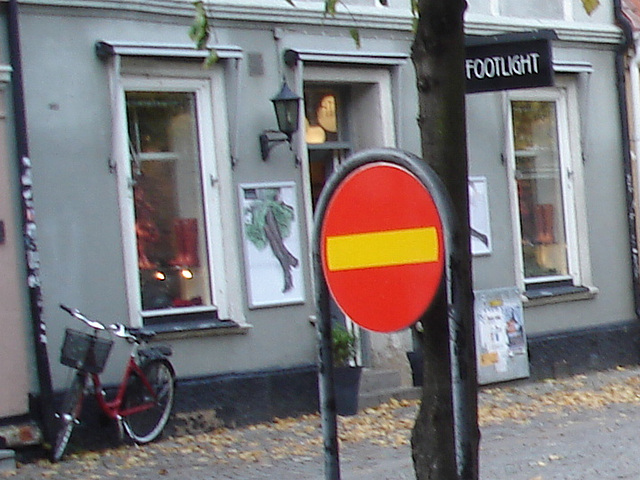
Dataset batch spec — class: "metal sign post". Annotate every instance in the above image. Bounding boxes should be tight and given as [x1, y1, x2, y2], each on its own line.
[313, 148, 477, 479]
[313, 264, 341, 480]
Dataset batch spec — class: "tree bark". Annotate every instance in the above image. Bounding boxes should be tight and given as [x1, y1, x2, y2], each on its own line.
[411, 1, 479, 479]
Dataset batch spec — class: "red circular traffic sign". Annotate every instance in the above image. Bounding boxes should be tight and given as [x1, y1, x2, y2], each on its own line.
[320, 162, 445, 333]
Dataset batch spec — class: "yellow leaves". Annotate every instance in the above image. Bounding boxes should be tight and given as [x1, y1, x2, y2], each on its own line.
[582, 0, 600, 15]
[64, 372, 640, 474]
[271, 417, 300, 431]
[334, 397, 418, 448]
[479, 373, 640, 426]
[31, 369, 640, 479]
[235, 450, 264, 462]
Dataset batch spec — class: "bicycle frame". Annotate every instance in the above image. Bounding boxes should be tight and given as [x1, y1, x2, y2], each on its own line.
[90, 352, 158, 421]
[54, 304, 174, 461]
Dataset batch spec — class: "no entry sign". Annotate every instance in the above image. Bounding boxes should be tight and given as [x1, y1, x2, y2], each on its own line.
[318, 158, 446, 332]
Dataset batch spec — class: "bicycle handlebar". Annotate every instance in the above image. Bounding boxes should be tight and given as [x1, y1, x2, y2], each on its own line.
[60, 304, 106, 331]
[59, 304, 155, 343]
[110, 323, 139, 342]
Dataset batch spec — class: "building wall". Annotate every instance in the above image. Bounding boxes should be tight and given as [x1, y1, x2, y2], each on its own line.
[0, 67, 31, 419]
[16, 3, 419, 391]
[468, 44, 636, 336]
[8, 0, 638, 425]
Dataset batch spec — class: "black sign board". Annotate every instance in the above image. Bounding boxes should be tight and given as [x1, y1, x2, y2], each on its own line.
[465, 30, 556, 94]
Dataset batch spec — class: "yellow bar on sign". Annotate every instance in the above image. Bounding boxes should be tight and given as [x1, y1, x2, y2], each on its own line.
[326, 227, 439, 271]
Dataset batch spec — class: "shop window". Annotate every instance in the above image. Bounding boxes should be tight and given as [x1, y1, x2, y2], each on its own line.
[302, 72, 394, 365]
[301, 66, 395, 215]
[506, 81, 591, 299]
[512, 100, 569, 280]
[304, 85, 351, 208]
[115, 75, 238, 329]
[127, 92, 211, 312]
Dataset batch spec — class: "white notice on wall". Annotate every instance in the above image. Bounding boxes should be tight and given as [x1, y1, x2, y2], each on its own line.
[475, 287, 529, 384]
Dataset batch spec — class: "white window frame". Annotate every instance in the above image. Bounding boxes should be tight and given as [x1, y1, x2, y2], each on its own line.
[299, 66, 397, 364]
[504, 76, 592, 293]
[112, 74, 242, 326]
[299, 66, 396, 240]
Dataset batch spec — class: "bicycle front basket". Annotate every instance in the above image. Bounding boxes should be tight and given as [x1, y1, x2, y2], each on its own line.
[60, 328, 113, 374]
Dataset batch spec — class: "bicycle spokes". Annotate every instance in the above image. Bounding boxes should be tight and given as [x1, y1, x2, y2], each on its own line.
[122, 360, 175, 444]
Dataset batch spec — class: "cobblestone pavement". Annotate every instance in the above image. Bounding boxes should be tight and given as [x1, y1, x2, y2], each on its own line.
[5, 365, 640, 479]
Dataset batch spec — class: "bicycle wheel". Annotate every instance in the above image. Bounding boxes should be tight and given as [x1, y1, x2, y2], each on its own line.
[52, 372, 85, 462]
[122, 359, 175, 444]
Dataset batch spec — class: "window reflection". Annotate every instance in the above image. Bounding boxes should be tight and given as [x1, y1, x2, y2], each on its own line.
[305, 89, 339, 144]
[512, 100, 568, 281]
[126, 92, 211, 311]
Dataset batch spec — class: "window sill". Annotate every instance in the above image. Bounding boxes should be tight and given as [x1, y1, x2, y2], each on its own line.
[148, 319, 251, 340]
[522, 285, 598, 307]
[143, 311, 251, 339]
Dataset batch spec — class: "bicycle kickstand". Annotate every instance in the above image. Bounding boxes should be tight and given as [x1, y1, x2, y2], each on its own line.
[115, 415, 125, 441]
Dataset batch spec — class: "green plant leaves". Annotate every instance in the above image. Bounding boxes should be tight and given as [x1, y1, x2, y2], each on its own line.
[188, 1, 209, 50]
[582, 0, 600, 15]
[349, 28, 361, 48]
[325, 0, 339, 15]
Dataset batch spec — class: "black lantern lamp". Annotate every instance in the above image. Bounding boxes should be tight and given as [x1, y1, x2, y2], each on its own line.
[260, 81, 301, 161]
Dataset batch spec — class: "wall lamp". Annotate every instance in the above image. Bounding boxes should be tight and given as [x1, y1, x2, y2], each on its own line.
[260, 81, 301, 161]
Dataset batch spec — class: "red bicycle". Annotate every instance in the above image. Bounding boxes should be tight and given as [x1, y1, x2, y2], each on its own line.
[52, 304, 175, 462]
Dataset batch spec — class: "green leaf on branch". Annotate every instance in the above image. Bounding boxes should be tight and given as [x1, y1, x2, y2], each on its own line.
[325, 0, 339, 15]
[582, 0, 600, 15]
[189, 0, 210, 50]
[322, 0, 361, 48]
[349, 28, 361, 48]
[410, 0, 419, 33]
[204, 49, 219, 67]
[410, 0, 419, 17]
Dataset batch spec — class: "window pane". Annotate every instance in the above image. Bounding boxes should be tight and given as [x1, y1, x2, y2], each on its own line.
[304, 87, 342, 144]
[126, 92, 212, 311]
[308, 149, 349, 210]
[511, 100, 568, 281]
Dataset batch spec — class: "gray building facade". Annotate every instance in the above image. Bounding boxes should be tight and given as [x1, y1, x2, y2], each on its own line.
[0, 0, 638, 435]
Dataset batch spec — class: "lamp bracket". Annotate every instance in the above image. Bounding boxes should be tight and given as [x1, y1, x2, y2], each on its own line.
[259, 130, 290, 161]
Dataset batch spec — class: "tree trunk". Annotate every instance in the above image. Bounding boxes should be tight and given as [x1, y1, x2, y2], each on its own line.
[410, 1, 479, 479]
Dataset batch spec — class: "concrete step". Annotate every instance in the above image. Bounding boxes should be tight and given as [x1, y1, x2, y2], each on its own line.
[358, 385, 422, 410]
[357, 368, 421, 410]
[359, 368, 403, 394]
[0, 450, 16, 473]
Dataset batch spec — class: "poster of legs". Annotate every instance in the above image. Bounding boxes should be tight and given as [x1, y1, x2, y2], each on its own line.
[240, 182, 304, 308]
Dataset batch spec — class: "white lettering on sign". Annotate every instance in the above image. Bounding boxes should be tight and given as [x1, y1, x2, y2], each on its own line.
[465, 53, 541, 80]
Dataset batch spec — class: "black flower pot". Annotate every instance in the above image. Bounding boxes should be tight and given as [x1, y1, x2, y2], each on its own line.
[407, 350, 423, 386]
[333, 366, 362, 416]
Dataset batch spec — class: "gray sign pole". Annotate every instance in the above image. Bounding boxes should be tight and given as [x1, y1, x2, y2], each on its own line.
[314, 255, 341, 480]
[313, 148, 476, 480]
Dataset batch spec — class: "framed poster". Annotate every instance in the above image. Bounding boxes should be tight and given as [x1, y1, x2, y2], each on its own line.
[475, 287, 529, 385]
[469, 176, 492, 256]
[239, 182, 304, 308]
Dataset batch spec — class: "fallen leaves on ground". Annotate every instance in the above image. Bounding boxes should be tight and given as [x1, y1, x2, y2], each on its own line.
[478, 372, 640, 426]
[10, 368, 640, 477]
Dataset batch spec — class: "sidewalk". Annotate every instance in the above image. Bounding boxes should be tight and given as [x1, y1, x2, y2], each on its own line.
[5, 365, 640, 479]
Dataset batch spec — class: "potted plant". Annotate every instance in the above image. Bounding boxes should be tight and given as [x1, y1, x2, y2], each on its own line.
[331, 324, 362, 415]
